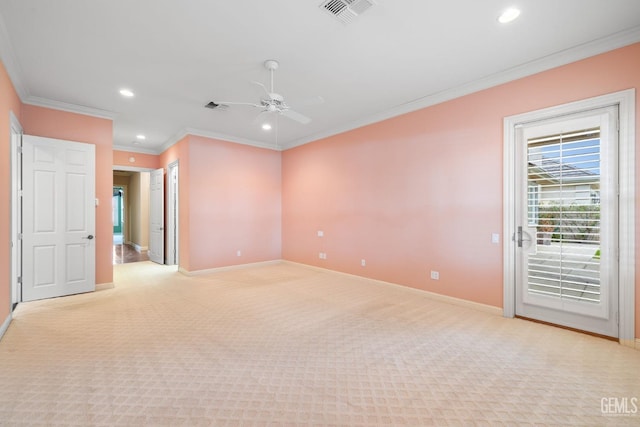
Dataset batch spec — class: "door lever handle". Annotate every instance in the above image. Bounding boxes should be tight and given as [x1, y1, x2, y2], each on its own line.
[516, 226, 531, 248]
[83, 235, 94, 240]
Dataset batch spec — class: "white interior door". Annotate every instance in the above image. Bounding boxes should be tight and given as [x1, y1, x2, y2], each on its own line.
[148, 168, 164, 264]
[514, 107, 618, 337]
[22, 135, 96, 302]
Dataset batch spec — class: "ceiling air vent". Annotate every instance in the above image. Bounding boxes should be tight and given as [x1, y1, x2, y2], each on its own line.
[320, 0, 376, 24]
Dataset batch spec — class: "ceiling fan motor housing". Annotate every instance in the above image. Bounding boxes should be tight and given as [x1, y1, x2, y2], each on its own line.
[264, 60, 279, 71]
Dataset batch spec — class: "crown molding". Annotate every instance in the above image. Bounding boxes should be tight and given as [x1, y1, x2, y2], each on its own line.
[284, 25, 640, 150]
[159, 127, 280, 154]
[112, 144, 159, 155]
[111, 165, 156, 172]
[23, 96, 116, 120]
[157, 128, 189, 154]
[185, 127, 278, 151]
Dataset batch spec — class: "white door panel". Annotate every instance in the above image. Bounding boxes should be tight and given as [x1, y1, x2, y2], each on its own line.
[149, 168, 164, 264]
[22, 135, 95, 302]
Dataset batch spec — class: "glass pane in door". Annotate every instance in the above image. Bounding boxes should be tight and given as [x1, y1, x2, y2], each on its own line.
[526, 128, 601, 303]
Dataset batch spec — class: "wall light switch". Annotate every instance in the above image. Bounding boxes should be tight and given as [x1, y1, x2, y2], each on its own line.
[317, 230, 324, 237]
[491, 233, 500, 244]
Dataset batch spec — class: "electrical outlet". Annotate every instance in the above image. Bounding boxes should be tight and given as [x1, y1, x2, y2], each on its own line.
[361, 259, 366, 267]
[237, 250, 242, 257]
[430, 270, 439, 280]
[317, 230, 324, 237]
[319, 252, 327, 259]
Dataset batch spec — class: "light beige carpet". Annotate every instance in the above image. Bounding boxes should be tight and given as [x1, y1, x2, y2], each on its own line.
[0, 261, 638, 426]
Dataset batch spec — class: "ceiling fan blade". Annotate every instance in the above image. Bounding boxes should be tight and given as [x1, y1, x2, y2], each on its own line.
[294, 95, 324, 108]
[280, 108, 311, 124]
[213, 100, 262, 108]
[251, 80, 270, 97]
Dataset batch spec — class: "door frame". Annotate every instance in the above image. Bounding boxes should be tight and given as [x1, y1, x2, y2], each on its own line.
[503, 89, 635, 347]
[166, 160, 179, 265]
[9, 111, 22, 309]
[112, 166, 153, 250]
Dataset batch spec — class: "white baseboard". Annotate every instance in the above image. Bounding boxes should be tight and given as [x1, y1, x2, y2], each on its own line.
[623, 338, 640, 350]
[125, 241, 148, 253]
[283, 261, 503, 316]
[0, 313, 12, 342]
[179, 260, 282, 276]
[96, 282, 114, 291]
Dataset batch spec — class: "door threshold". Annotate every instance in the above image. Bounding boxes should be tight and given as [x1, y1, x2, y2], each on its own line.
[515, 315, 618, 342]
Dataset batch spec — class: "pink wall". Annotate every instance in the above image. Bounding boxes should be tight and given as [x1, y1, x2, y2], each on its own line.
[282, 43, 640, 336]
[0, 61, 22, 326]
[283, 106, 504, 306]
[176, 135, 282, 272]
[113, 149, 161, 170]
[21, 105, 114, 286]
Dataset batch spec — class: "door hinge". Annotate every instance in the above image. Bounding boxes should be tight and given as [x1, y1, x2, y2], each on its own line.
[17, 145, 23, 154]
[616, 311, 619, 325]
[17, 276, 22, 284]
[18, 233, 22, 240]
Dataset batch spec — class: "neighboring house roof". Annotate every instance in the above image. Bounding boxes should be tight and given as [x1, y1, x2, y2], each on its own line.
[529, 158, 598, 185]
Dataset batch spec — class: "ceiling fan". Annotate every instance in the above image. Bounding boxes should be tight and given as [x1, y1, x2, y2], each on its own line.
[206, 60, 322, 125]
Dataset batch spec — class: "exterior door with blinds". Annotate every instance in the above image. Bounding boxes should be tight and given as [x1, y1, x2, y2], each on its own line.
[514, 106, 618, 337]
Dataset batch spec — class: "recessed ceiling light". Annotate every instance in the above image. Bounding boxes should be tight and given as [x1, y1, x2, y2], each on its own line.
[262, 123, 272, 131]
[136, 134, 146, 140]
[498, 7, 521, 24]
[119, 88, 134, 97]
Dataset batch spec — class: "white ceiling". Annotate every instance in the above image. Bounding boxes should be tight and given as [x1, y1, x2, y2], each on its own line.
[1, 0, 639, 153]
